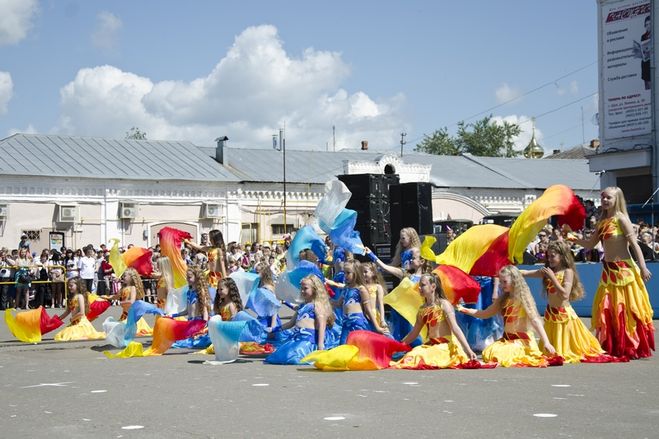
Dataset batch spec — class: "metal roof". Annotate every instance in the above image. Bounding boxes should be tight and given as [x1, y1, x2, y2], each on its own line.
[0, 133, 238, 182]
[220, 147, 598, 190]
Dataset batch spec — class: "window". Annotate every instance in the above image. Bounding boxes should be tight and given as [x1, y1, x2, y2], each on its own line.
[240, 223, 258, 244]
[271, 224, 296, 235]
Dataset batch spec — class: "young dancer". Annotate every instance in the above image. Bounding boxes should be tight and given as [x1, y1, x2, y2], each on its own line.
[391, 273, 476, 369]
[54, 278, 105, 341]
[173, 267, 211, 321]
[265, 274, 335, 364]
[214, 277, 243, 321]
[184, 229, 228, 287]
[339, 260, 389, 344]
[568, 186, 654, 359]
[458, 265, 557, 367]
[360, 262, 388, 331]
[522, 241, 613, 363]
[105, 268, 152, 335]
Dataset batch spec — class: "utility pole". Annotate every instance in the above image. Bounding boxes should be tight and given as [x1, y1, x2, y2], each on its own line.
[400, 131, 407, 157]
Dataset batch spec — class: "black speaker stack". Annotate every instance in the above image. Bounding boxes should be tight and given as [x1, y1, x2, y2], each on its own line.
[337, 174, 433, 259]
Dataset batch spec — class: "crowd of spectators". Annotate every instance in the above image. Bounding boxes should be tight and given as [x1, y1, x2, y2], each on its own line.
[0, 232, 292, 311]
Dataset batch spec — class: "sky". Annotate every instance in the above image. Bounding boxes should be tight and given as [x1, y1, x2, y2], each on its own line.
[0, 0, 600, 154]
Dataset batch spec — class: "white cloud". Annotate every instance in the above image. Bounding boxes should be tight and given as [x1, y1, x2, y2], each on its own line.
[0, 0, 38, 46]
[491, 114, 543, 153]
[495, 83, 522, 104]
[0, 71, 13, 114]
[56, 25, 405, 150]
[8, 123, 37, 136]
[92, 11, 122, 51]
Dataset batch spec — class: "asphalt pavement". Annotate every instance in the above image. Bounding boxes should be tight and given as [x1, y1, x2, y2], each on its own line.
[1, 307, 657, 439]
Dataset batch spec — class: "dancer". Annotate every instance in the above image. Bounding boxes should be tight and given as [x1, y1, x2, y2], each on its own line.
[391, 273, 476, 369]
[54, 278, 105, 341]
[214, 277, 243, 321]
[458, 265, 557, 367]
[390, 227, 422, 268]
[265, 274, 335, 364]
[105, 268, 152, 335]
[522, 241, 614, 363]
[567, 186, 654, 359]
[172, 267, 211, 321]
[360, 262, 388, 331]
[339, 260, 389, 344]
[246, 262, 281, 332]
[154, 256, 174, 310]
[184, 229, 227, 287]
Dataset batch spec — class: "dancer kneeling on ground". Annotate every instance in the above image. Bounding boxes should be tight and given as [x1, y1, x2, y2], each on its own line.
[55, 277, 105, 341]
[458, 265, 557, 367]
[391, 273, 477, 369]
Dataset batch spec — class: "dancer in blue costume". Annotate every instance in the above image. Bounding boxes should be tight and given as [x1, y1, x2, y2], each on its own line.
[246, 262, 281, 332]
[455, 276, 503, 352]
[265, 275, 337, 365]
[338, 260, 389, 344]
[169, 267, 210, 349]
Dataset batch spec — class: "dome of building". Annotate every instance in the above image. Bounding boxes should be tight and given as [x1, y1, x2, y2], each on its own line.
[523, 121, 544, 159]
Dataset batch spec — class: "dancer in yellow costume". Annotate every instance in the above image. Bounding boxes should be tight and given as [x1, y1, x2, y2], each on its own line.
[391, 273, 476, 369]
[55, 278, 105, 341]
[459, 265, 556, 367]
[105, 268, 152, 336]
[523, 241, 613, 363]
[568, 186, 654, 359]
[184, 229, 227, 288]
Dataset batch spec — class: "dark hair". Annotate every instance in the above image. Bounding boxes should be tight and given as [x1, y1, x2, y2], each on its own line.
[214, 278, 243, 315]
[209, 229, 226, 250]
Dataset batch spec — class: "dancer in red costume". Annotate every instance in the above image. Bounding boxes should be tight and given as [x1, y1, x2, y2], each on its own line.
[568, 187, 654, 359]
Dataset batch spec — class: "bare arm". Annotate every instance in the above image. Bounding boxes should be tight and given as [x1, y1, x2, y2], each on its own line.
[619, 216, 652, 281]
[401, 312, 424, 345]
[364, 247, 405, 279]
[530, 315, 556, 355]
[315, 313, 327, 350]
[359, 287, 386, 333]
[71, 295, 86, 321]
[568, 231, 599, 250]
[458, 297, 502, 319]
[279, 311, 297, 330]
[520, 268, 544, 278]
[442, 301, 476, 360]
[376, 284, 387, 326]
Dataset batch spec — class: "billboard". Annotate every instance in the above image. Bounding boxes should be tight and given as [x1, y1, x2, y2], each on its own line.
[601, 1, 653, 140]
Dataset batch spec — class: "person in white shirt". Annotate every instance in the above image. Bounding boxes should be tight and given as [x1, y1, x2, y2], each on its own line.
[78, 248, 98, 293]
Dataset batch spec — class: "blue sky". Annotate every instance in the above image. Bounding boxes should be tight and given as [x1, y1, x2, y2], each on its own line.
[0, 0, 599, 154]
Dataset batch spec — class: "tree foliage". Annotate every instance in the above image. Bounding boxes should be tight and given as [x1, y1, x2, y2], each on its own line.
[415, 115, 522, 157]
[125, 127, 147, 140]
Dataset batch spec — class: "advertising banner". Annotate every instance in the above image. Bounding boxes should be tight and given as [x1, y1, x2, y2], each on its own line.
[602, 1, 652, 139]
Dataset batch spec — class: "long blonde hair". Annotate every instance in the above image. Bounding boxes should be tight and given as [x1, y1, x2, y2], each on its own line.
[123, 268, 145, 299]
[545, 241, 584, 301]
[302, 274, 335, 326]
[600, 186, 629, 219]
[187, 266, 210, 316]
[391, 227, 421, 267]
[498, 265, 540, 320]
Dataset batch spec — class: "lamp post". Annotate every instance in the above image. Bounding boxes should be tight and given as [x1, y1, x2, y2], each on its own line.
[273, 128, 287, 233]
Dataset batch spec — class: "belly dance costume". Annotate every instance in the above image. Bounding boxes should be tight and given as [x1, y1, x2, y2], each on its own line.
[54, 296, 106, 341]
[265, 303, 320, 365]
[391, 304, 469, 369]
[119, 287, 152, 336]
[482, 296, 549, 367]
[206, 248, 223, 288]
[340, 287, 371, 345]
[543, 272, 613, 363]
[592, 216, 654, 359]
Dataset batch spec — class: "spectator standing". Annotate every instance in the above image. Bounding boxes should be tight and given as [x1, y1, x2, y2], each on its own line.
[78, 248, 97, 293]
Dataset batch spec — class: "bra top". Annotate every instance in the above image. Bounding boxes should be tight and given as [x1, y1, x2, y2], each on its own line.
[367, 285, 378, 299]
[343, 287, 362, 306]
[419, 304, 445, 328]
[297, 303, 316, 321]
[502, 297, 525, 325]
[544, 271, 564, 295]
[218, 304, 233, 321]
[597, 216, 624, 241]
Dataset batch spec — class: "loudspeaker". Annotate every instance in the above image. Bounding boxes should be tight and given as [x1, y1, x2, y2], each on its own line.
[338, 173, 400, 249]
[390, 182, 433, 250]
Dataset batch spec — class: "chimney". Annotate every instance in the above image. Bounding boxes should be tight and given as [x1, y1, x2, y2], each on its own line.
[215, 136, 229, 164]
[361, 140, 368, 151]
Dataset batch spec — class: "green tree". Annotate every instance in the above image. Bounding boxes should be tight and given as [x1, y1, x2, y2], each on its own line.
[415, 115, 522, 157]
[125, 127, 147, 140]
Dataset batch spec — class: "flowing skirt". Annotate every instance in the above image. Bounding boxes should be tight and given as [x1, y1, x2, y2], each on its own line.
[390, 336, 469, 369]
[54, 317, 106, 342]
[482, 332, 549, 367]
[592, 260, 655, 359]
[544, 305, 615, 364]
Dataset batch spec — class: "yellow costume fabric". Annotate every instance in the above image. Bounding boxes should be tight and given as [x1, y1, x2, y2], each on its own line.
[119, 287, 153, 336]
[5, 308, 43, 343]
[390, 305, 468, 369]
[543, 304, 606, 363]
[383, 277, 426, 339]
[54, 316, 106, 342]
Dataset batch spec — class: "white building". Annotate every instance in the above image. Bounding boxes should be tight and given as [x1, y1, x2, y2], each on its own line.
[0, 133, 598, 251]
